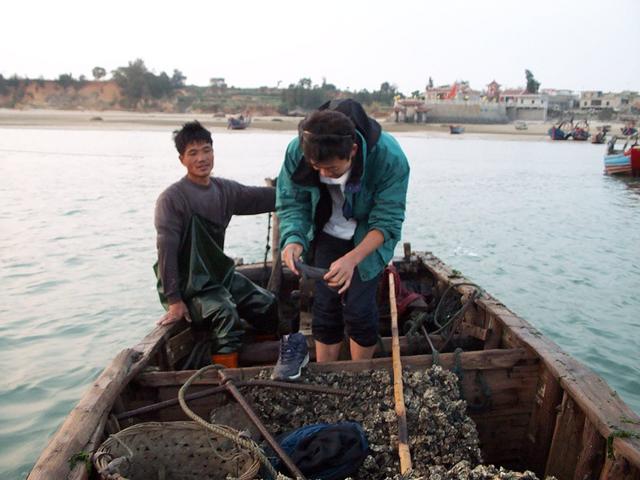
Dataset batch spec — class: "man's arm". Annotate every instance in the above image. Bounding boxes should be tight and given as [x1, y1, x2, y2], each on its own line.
[227, 182, 276, 215]
[366, 141, 410, 246]
[276, 139, 313, 253]
[154, 190, 191, 325]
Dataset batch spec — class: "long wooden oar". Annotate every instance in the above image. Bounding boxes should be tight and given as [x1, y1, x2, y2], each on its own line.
[388, 272, 413, 474]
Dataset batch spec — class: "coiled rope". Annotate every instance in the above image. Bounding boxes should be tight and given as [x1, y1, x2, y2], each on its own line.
[178, 365, 280, 478]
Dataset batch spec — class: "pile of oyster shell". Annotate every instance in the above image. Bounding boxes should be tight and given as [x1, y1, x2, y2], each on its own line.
[227, 366, 551, 479]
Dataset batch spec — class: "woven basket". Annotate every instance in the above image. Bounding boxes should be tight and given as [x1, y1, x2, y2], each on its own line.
[94, 421, 261, 480]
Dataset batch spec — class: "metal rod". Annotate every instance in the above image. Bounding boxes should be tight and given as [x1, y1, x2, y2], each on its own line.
[219, 372, 306, 479]
[116, 379, 349, 421]
[389, 272, 413, 474]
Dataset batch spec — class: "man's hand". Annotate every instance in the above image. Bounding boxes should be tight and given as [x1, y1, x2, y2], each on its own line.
[282, 243, 303, 275]
[157, 300, 191, 326]
[324, 253, 358, 294]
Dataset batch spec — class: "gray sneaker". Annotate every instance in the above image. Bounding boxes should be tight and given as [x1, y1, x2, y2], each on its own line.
[270, 332, 309, 381]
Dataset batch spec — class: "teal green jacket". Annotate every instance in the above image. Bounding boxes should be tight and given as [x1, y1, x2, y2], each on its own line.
[276, 130, 409, 282]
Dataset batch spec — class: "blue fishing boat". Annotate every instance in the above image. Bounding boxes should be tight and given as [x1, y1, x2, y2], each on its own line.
[548, 120, 572, 140]
[604, 135, 639, 176]
[449, 125, 464, 134]
[571, 121, 590, 141]
[227, 115, 251, 130]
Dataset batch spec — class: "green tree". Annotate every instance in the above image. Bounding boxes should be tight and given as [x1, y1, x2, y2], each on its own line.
[92, 66, 106, 80]
[57, 73, 75, 89]
[112, 59, 150, 107]
[171, 69, 186, 88]
[297, 77, 312, 89]
[525, 69, 540, 94]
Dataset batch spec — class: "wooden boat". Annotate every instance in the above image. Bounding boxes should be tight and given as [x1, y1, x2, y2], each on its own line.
[514, 121, 528, 131]
[28, 247, 640, 480]
[449, 125, 465, 134]
[604, 135, 640, 176]
[548, 120, 572, 140]
[621, 120, 638, 137]
[571, 121, 591, 141]
[227, 115, 251, 130]
[592, 125, 610, 144]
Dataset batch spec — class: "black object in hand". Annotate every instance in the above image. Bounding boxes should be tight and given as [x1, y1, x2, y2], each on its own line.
[294, 259, 329, 280]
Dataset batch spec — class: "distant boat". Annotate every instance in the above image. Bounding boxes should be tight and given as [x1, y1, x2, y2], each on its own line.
[571, 121, 590, 141]
[591, 125, 610, 144]
[603, 134, 639, 176]
[548, 120, 572, 140]
[227, 115, 251, 130]
[621, 120, 638, 137]
[514, 121, 528, 131]
[449, 125, 465, 134]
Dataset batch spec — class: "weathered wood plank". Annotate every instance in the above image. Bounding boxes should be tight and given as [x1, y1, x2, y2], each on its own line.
[523, 366, 563, 477]
[574, 418, 606, 480]
[165, 327, 194, 369]
[600, 456, 640, 480]
[460, 321, 489, 341]
[545, 393, 586, 480]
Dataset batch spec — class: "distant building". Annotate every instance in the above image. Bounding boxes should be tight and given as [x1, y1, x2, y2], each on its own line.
[541, 89, 579, 112]
[209, 77, 227, 88]
[486, 80, 501, 102]
[580, 91, 638, 113]
[393, 80, 549, 123]
[393, 98, 430, 123]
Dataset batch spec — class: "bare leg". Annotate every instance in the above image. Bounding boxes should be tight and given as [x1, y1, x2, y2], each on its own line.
[350, 338, 376, 360]
[315, 341, 342, 362]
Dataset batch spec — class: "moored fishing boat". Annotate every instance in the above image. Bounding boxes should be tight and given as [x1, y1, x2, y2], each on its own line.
[571, 121, 590, 141]
[227, 115, 251, 130]
[604, 135, 640, 176]
[27, 247, 640, 480]
[449, 125, 465, 134]
[592, 125, 610, 144]
[548, 120, 572, 140]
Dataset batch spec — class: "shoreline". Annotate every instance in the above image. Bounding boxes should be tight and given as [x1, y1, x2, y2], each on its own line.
[0, 108, 621, 142]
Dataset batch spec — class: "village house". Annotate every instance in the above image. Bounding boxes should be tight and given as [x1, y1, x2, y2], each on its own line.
[580, 91, 638, 113]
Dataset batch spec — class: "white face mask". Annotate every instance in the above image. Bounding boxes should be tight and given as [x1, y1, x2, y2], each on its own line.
[320, 167, 351, 186]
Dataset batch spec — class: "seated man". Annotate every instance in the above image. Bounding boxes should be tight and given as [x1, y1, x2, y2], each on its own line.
[155, 120, 275, 327]
[274, 99, 409, 378]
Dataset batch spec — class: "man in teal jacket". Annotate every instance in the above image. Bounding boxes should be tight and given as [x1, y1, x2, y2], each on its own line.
[276, 99, 410, 368]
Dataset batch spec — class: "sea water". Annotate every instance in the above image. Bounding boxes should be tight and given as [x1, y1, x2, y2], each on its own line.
[0, 128, 638, 478]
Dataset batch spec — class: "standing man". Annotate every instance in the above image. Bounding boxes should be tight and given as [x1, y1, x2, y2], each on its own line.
[155, 120, 275, 326]
[274, 99, 409, 374]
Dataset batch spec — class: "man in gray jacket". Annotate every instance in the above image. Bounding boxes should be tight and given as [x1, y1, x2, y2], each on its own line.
[155, 120, 275, 326]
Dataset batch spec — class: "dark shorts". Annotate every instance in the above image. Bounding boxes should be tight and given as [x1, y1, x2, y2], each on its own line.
[311, 231, 380, 347]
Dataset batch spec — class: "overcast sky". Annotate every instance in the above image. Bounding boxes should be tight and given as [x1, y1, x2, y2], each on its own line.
[1, 0, 638, 94]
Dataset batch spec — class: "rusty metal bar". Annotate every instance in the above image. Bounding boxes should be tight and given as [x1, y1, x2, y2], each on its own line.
[116, 379, 348, 421]
[219, 372, 306, 479]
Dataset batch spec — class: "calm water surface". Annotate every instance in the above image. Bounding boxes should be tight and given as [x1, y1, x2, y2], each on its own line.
[1, 128, 638, 478]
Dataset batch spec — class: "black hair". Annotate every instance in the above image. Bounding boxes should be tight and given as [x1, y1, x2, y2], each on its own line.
[173, 120, 212, 155]
[298, 110, 356, 164]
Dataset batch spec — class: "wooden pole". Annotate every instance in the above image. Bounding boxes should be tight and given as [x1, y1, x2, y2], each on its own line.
[389, 272, 413, 474]
[264, 178, 282, 294]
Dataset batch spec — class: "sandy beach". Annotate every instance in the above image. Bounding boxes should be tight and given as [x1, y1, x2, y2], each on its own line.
[0, 108, 624, 143]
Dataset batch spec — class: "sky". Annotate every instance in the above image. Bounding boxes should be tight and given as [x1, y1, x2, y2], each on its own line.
[1, 0, 638, 94]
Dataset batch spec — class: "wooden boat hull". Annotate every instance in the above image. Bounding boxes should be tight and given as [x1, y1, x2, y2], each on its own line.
[449, 125, 465, 134]
[604, 152, 632, 175]
[28, 251, 640, 480]
[548, 127, 569, 140]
